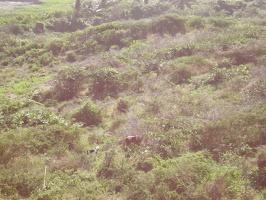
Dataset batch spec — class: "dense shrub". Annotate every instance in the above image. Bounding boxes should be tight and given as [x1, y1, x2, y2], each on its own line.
[0, 156, 44, 198]
[38, 52, 55, 66]
[6, 108, 69, 129]
[95, 29, 129, 49]
[47, 39, 66, 56]
[117, 98, 130, 113]
[123, 151, 216, 200]
[33, 22, 45, 34]
[54, 66, 86, 101]
[170, 64, 192, 84]
[8, 23, 24, 35]
[187, 16, 205, 29]
[91, 67, 121, 99]
[164, 44, 195, 60]
[0, 124, 80, 164]
[72, 100, 102, 126]
[46, 17, 72, 32]
[152, 14, 186, 36]
[66, 51, 78, 62]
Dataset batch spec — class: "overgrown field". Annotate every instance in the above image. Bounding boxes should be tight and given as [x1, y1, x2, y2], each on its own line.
[0, 0, 266, 199]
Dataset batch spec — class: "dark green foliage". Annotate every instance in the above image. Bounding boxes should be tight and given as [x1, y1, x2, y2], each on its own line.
[54, 66, 86, 101]
[0, 100, 69, 131]
[124, 152, 216, 200]
[152, 14, 186, 36]
[46, 17, 71, 32]
[91, 67, 121, 99]
[165, 44, 194, 60]
[34, 22, 45, 34]
[9, 42, 40, 57]
[170, 65, 192, 84]
[38, 52, 55, 66]
[47, 39, 66, 56]
[8, 23, 24, 35]
[187, 17, 205, 29]
[117, 99, 129, 113]
[206, 67, 226, 85]
[96, 29, 129, 49]
[0, 125, 80, 164]
[66, 51, 78, 62]
[190, 104, 266, 159]
[72, 101, 102, 126]
[136, 157, 154, 172]
[0, 163, 41, 198]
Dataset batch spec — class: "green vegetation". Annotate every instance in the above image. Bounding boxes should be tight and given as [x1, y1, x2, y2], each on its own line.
[0, 0, 265, 199]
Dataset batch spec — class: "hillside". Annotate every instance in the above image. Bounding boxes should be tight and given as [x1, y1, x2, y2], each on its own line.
[0, 0, 266, 199]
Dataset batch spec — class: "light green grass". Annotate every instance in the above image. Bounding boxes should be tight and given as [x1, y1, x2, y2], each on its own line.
[9, 75, 51, 95]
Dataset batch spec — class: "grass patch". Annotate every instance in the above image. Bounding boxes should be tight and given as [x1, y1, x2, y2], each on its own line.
[9, 75, 51, 95]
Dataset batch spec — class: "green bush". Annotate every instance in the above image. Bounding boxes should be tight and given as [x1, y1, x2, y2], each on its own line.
[7, 108, 69, 129]
[117, 99, 129, 113]
[9, 42, 40, 57]
[8, 23, 24, 35]
[38, 52, 55, 66]
[54, 66, 86, 101]
[66, 51, 78, 62]
[123, 151, 215, 200]
[46, 17, 71, 32]
[96, 29, 129, 49]
[152, 14, 186, 36]
[91, 67, 121, 99]
[170, 64, 192, 84]
[164, 44, 195, 60]
[47, 39, 66, 56]
[72, 100, 102, 127]
[205, 67, 226, 86]
[34, 22, 45, 34]
[187, 17, 205, 29]
[0, 124, 80, 164]
[0, 156, 44, 198]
